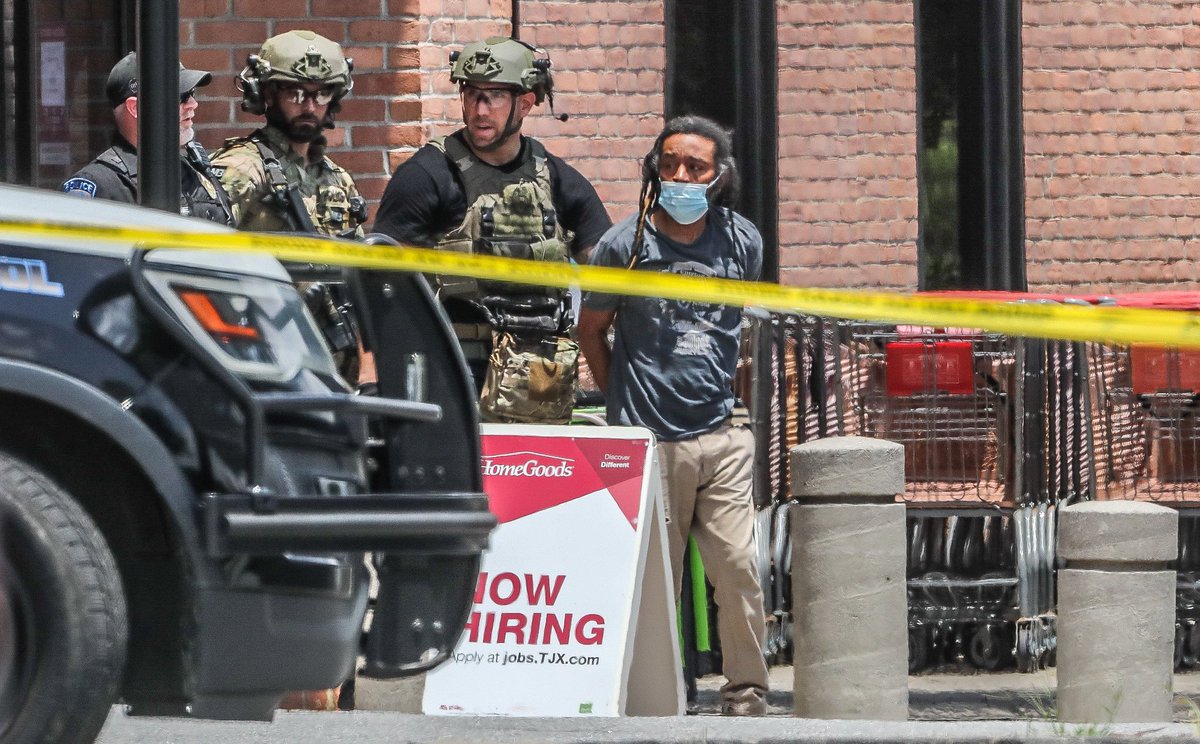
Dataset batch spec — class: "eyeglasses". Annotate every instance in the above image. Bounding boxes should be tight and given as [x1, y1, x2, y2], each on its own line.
[279, 85, 336, 106]
[460, 85, 515, 109]
[180, 89, 196, 104]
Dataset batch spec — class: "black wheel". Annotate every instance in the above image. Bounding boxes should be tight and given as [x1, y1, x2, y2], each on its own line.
[0, 452, 128, 744]
[908, 626, 929, 674]
[1015, 623, 1036, 673]
[1186, 622, 1200, 669]
[967, 624, 1005, 671]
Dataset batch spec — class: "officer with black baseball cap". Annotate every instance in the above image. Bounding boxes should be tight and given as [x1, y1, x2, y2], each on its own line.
[62, 51, 234, 225]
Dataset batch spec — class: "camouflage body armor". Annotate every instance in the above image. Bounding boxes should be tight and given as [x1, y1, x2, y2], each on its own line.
[433, 133, 579, 424]
[211, 125, 365, 238]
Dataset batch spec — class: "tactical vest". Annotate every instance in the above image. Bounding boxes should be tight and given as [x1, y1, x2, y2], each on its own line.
[247, 135, 365, 237]
[433, 134, 580, 425]
[214, 130, 365, 237]
[431, 134, 574, 317]
[96, 145, 234, 226]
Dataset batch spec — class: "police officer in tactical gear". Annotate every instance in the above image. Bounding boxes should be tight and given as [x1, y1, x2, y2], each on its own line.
[211, 29, 366, 237]
[212, 30, 371, 392]
[62, 52, 234, 226]
[374, 36, 611, 424]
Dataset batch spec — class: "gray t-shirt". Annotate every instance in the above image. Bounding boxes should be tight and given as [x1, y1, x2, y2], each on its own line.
[583, 208, 763, 441]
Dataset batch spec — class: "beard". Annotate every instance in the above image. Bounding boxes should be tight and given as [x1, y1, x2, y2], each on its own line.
[266, 105, 324, 144]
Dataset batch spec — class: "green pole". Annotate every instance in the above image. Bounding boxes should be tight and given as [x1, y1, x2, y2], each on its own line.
[689, 537, 710, 652]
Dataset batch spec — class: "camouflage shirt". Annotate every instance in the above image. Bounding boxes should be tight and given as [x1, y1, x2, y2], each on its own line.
[210, 124, 364, 237]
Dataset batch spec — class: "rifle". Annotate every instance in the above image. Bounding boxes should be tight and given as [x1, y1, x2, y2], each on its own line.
[251, 139, 360, 366]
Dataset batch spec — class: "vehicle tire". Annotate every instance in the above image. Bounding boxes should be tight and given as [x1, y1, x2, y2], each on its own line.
[0, 452, 128, 744]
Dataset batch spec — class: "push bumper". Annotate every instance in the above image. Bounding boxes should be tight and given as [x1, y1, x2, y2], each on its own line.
[203, 491, 495, 556]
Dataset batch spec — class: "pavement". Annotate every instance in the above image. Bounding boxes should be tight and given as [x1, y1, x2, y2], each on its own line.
[344, 664, 1200, 742]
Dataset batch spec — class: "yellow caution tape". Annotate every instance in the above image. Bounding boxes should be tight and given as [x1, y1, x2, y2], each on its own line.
[5, 218, 1200, 348]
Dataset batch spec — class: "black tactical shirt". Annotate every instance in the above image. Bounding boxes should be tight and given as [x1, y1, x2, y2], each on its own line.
[373, 132, 612, 257]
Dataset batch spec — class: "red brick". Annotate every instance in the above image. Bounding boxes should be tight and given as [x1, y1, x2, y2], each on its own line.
[344, 46, 386, 71]
[337, 98, 387, 122]
[386, 0, 419, 15]
[181, 0, 231, 15]
[349, 19, 420, 43]
[354, 71, 421, 96]
[323, 129, 346, 148]
[389, 46, 422, 69]
[233, 0, 308, 15]
[201, 77, 241, 100]
[182, 49, 233, 75]
[389, 99, 423, 121]
[330, 149, 387, 175]
[272, 21, 347, 43]
[352, 124, 426, 148]
[313, 0, 384, 15]
[194, 20, 268, 45]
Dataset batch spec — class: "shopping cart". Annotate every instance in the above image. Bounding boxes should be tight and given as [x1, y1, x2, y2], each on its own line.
[753, 298, 1089, 674]
[836, 318, 1027, 670]
[839, 290, 1096, 673]
[1087, 291, 1200, 668]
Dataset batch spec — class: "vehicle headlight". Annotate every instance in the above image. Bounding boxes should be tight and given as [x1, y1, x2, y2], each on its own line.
[144, 268, 339, 384]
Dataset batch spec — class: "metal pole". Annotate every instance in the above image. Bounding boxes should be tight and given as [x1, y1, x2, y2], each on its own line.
[136, 0, 179, 212]
[979, 0, 1026, 290]
[12, 0, 33, 185]
[732, 0, 778, 282]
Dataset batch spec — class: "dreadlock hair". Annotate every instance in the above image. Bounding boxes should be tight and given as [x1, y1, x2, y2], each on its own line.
[628, 114, 740, 269]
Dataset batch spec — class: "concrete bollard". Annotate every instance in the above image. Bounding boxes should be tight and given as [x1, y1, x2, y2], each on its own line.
[1057, 500, 1177, 723]
[789, 435, 907, 720]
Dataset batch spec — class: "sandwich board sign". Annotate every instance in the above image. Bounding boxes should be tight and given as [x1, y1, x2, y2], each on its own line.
[422, 424, 684, 716]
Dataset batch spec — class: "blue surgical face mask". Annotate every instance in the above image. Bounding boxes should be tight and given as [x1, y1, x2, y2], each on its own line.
[657, 179, 717, 225]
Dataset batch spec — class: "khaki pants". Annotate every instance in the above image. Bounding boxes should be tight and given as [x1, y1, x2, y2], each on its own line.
[658, 422, 769, 703]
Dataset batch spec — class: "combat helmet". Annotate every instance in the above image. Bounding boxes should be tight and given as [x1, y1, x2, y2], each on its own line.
[450, 37, 554, 107]
[238, 30, 353, 115]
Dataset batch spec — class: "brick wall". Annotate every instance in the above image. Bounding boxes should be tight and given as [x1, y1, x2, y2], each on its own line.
[1023, 0, 1200, 293]
[467, 1, 665, 217]
[775, 0, 919, 290]
[182, 0, 663, 226]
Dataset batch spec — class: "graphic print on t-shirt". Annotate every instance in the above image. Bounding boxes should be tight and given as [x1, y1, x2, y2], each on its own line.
[661, 260, 727, 357]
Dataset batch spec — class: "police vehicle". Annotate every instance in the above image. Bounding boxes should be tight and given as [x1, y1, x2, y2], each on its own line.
[0, 184, 493, 744]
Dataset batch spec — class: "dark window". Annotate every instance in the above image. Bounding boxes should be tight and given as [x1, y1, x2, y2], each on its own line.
[1, 0, 131, 187]
[916, 0, 1025, 290]
[665, 0, 778, 281]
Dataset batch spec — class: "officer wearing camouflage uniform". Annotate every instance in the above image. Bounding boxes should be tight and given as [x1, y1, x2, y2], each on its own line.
[62, 52, 234, 225]
[211, 30, 366, 237]
[374, 37, 611, 424]
[211, 29, 369, 394]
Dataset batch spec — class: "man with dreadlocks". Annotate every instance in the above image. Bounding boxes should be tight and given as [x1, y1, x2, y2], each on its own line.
[578, 115, 767, 717]
[374, 36, 611, 424]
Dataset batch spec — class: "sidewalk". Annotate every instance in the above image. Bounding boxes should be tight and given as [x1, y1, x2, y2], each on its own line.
[357, 665, 1200, 722]
[712, 665, 1200, 721]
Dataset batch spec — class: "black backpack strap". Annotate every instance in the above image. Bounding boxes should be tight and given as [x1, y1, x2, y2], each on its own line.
[250, 133, 316, 233]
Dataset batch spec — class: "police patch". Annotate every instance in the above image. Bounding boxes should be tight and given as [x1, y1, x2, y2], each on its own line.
[62, 178, 97, 198]
[210, 165, 226, 178]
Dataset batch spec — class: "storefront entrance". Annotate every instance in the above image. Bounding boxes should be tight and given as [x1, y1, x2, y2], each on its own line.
[1, 0, 132, 188]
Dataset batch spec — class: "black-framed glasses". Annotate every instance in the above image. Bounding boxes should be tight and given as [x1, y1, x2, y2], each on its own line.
[280, 85, 336, 106]
[180, 89, 196, 104]
[460, 85, 514, 109]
